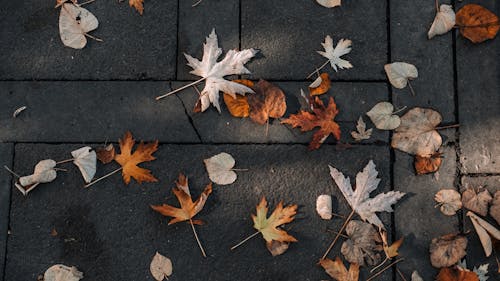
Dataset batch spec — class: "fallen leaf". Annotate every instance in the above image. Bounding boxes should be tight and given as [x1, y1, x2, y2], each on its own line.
[436, 266, 479, 281]
[96, 144, 115, 164]
[385, 62, 418, 90]
[415, 152, 443, 175]
[412, 271, 423, 281]
[309, 73, 331, 96]
[252, 197, 298, 255]
[462, 187, 492, 216]
[428, 4, 456, 39]
[473, 264, 489, 281]
[247, 80, 287, 125]
[184, 29, 258, 112]
[341, 220, 382, 266]
[50, 228, 58, 237]
[44, 264, 83, 281]
[282, 96, 341, 150]
[319, 257, 360, 281]
[71, 146, 96, 184]
[456, 4, 499, 43]
[366, 102, 401, 130]
[430, 233, 468, 268]
[114, 131, 158, 184]
[12, 106, 27, 118]
[329, 160, 405, 229]
[490, 191, 500, 225]
[317, 36, 353, 72]
[204, 152, 238, 185]
[316, 194, 333, 220]
[351, 116, 373, 141]
[380, 231, 403, 259]
[59, 3, 99, 49]
[298, 89, 313, 111]
[15, 159, 57, 195]
[467, 211, 500, 257]
[129, 0, 144, 15]
[435, 189, 462, 216]
[391, 107, 442, 157]
[223, 79, 252, 117]
[151, 173, 212, 225]
[150, 252, 172, 281]
[267, 240, 290, 257]
[316, 0, 341, 8]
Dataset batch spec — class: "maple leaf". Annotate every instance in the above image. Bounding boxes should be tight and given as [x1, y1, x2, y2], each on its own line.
[317, 36, 353, 72]
[329, 160, 405, 229]
[223, 79, 253, 118]
[351, 116, 372, 141]
[114, 131, 158, 184]
[282, 96, 341, 150]
[184, 29, 258, 112]
[380, 231, 403, 259]
[341, 220, 382, 266]
[436, 266, 479, 281]
[129, 0, 144, 15]
[319, 257, 359, 281]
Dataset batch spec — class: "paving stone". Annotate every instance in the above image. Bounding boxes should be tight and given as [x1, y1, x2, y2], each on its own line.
[394, 146, 459, 280]
[390, 0, 455, 123]
[456, 0, 500, 174]
[0, 82, 199, 143]
[241, 1, 387, 80]
[175, 81, 389, 143]
[0, 1, 177, 80]
[0, 143, 14, 280]
[177, 0, 240, 80]
[5, 144, 391, 281]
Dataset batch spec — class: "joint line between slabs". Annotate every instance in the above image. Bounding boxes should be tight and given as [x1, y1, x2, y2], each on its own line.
[1, 142, 15, 281]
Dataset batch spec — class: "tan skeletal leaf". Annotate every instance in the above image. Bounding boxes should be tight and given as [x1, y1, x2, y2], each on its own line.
[351, 116, 373, 141]
[435, 189, 462, 216]
[462, 187, 492, 217]
[467, 211, 500, 257]
[44, 264, 83, 281]
[59, 3, 99, 49]
[429, 233, 468, 268]
[316, 36, 353, 72]
[341, 220, 382, 267]
[316, 0, 341, 8]
[490, 191, 500, 225]
[366, 102, 401, 130]
[385, 62, 418, 89]
[203, 152, 237, 185]
[428, 4, 456, 39]
[316, 194, 332, 220]
[150, 252, 172, 281]
[16, 159, 57, 195]
[71, 146, 96, 184]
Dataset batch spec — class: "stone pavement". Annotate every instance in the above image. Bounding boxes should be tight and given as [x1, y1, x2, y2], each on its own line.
[0, 1, 498, 280]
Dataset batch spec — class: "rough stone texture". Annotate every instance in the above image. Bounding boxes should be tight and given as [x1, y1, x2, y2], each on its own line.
[5, 144, 391, 281]
[177, 0, 240, 80]
[0, 143, 14, 280]
[456, 1, 500, 174]
[175, 81, 390, 143]
[390, 0, 455, 123]
[0, 1, 177, 80]
[241, 1, 387, 80]
[394, 146, 459, 280]
[0, 82, 199, 143]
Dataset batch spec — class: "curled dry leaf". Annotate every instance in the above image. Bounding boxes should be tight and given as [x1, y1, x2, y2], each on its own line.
[129, 0, 145, 15]
[415, 152, 443, 175]
[150, 252, 172, 281]
[44, 264, 83, 281]
[391, 107, 442, 157]
[15, 159, 57, 195]
[317, 36, 353, 72]
[316, 0, 341, 8]
[203, 152, 237, 185]
[411, 271, 423, 281]
[456, 4, 499, 43]
[435, 189, 462, 216]
[282, 96, 340, 150]
[462, 187, 492, 217]
[490, 191, 500, 225]
[467, 211, 500, 257]
[436, 266, 479, 281]
[71, 146, 96, 184]
[319, 257, 360, 281]
[351, 116, 372, 141]
[366, 102, 401, 130]
[96, 144, 115, 164]
[385, 62, 418, 89]
[316, 194, 333, 220]
[429, 233, 468, 268]
[59, 3, 99, 49]
[309, 73, 331, 96]
[223, 79, 252, 118]
[428, 4, 456, 39]
[12, 106, 27, 118]
[247, 80, 287, 125]
[341, 220, 382, 266]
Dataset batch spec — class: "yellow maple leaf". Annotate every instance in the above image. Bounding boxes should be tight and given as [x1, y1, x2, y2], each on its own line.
[252, 197, 298, 245]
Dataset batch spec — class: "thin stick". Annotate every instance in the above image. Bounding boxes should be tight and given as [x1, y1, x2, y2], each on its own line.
[371, 257, 388, 273]
[230, 168, 249, 171]
[78, 0, 96, 6]
[4, 166, 21, 178]
[392, 106, 407, 115]
[325, 229, 349, 239]
[306, 60, 330, 79]
[192, 0, 203, 7]
[189, 219, 207, 257]
[435, 0, 439, 13]
[435, 124, 460, 130]
[396, 268, 408, 281]
[366, 258, 404, 281]
[56, 159, 74, 165]
[156, 77, 206, 100]
[230, 231, 260, 251]
[84, 167, 122, 188]
[53, 168, 67, 172]
[84, 33, 103, 42]
[321, 209, 355, 260]
[407, 80, 415, 96]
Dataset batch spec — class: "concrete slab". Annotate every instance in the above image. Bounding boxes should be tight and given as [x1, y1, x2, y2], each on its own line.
[0, 143, 14, 280]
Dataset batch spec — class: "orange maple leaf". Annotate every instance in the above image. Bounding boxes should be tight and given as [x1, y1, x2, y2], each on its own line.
[114, 131, 158, 184]
[281, 96, 340, 150]
[319, 257, 360, 281]
[129, 0, 144, 15]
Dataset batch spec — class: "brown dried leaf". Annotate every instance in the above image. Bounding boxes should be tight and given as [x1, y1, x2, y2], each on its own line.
[341, 220, 382, 267]
[435, 189, 462, 216]
[490, 191, 500, 225]
[380, 231, 404, 259]
[150, 252, 172, 281]
[223, 80, 252, 117]
[247, 80, 286, 125]
[266, 240, 289, 257]
[96, 144, 115, 164]
[462, 188, 492, 217]
[456, 4, 499, 43]
[309, 73, 331, 96]
[319, 257, 359, 281]
[429, 233, 468, 268]
[436, 266, 479, 281]
[415, 152, 442, 175]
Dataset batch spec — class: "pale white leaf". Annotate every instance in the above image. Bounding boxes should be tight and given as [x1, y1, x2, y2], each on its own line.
[150, 252, 172, 281]
[44, 264, 83, 281]
[366, 102, 401, 130]
[204, 152, 237, 185]
[428, 5, 456, 39]
[309, 76, 323, 88]
[71, 146, 96, 183]
[351, 116, 373, 141]
[16, 159, 57, 195]
[59, 3, 98, 49]
[385, 62, 418, 89]
[411, 271, 423, 281]
[316, 0, 341, 8]
[467, 211, 500, 257]
[434, 189, 462, 216]
[473, 264, 489, 281]
[316, 194, 332, 220]
[12, 106, 27, 118]
[317, 36, 353, 72]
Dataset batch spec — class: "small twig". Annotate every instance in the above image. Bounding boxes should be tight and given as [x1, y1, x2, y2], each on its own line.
[156, 77, 207, 100]
[407, 80, 415, 96]
[396, 268, 408, 281]
[435, 124, 460, 130]
[189, 219, 207, 257]
[53, 168, 67, 172]
[435, 0, 439, 13]
[192, 0, 203, 7]
[230, 231, 260, 251]
[84, 33, 103, 42]
[4, 166, 21, 178]
[392, 106, 407, 115]
[230, 168, 249, 171]
[371, 257, 388, 273]
[306, 60, 330, 79]
[84, 167, 122, 188]
[78, 0, 96, 6]
[325, 229, 348, 239]
[56, 159, 74, 165]
[321, 209, 355, 260]
[366, 258, 405, 281]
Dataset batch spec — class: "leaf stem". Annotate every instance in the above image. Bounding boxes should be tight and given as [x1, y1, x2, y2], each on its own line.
[306, 60, 330, 79]
[396, 268, 407, 281]
[371, 257, 388, 273]
[3, 165, 21, 178]
[391, 106, 407, 115]
[83, 167, 122, 188]
[190, 219, 207, 257]
[78, 0, 96, 6]
[366, 258, 404, 281]
[407, 80, 415, 96]
[321, 209, 355, 260]
[192, 0, 203, 7]
[156, 77, 207, 100]
[56, 158, 74, 165]
[435, 124, 460, 130]
[230, 168, 249, 171]
[325, 229, 349, 239]
[84, 33, 103, 42]
[435, 0, 439, 13]
[230, 231, 260, 251]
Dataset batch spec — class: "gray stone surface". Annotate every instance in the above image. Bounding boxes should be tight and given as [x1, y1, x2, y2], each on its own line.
[241, 1, 387, 80]
[0, 82, 199, 143]
[456, 0, 500, 174]
[175, 81, 390, 143]
[0, 1, 177, 80]
[5, 144, 391, 281]
[0, 143, 14, 280]
[394, 147, 459, 280]
[177, 0, 240, 81]
[390, 0, 455, 123]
